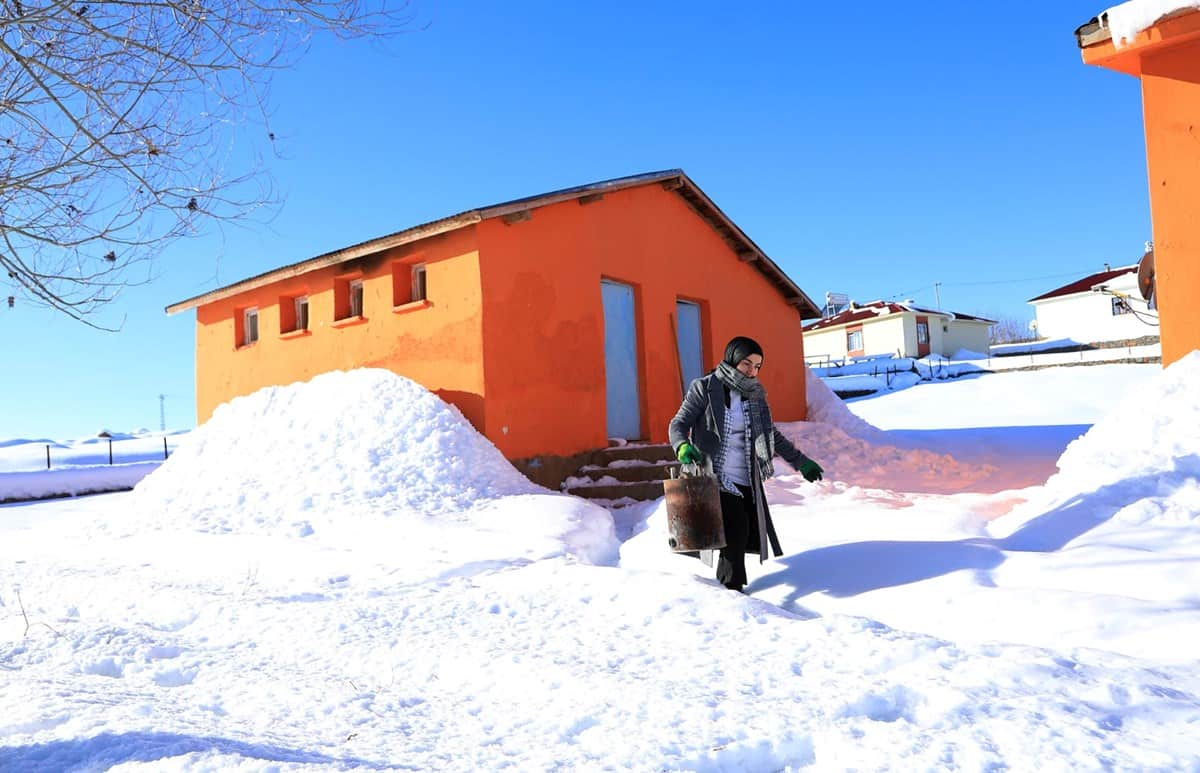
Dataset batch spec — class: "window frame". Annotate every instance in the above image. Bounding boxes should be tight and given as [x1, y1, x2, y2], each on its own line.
[846, 327, 864, 354]
[916, 320, 930, 344]
[411, 264, 427, 303]
[242, 307, 259, 347]
[294, 296, 309, 331]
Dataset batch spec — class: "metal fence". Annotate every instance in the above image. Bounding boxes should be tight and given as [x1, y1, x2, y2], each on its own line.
[40, 436, 174, 470]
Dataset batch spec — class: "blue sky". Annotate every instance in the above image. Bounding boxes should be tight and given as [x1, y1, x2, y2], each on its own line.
[1, 1, 1151, 439]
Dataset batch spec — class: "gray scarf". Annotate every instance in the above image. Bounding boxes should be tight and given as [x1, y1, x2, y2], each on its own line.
[714, 361, 776, 479]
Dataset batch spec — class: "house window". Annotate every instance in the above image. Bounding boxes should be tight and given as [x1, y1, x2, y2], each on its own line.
[295, 296, 309, 331]
[242, 308, 259, 347]
[411, 264, 427, 302]
[917, 321, 930, 344]
[280, 295, 309, 333]
[391, 262, 428, 306]
[847, 329, 863, 352]
[335, 276, 364, 320]
[1111, 297, 1132, 316]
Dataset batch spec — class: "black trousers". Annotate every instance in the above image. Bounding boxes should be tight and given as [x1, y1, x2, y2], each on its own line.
[716, 484, 759, 589]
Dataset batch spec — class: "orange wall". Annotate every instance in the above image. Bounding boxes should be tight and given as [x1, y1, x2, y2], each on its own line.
[475, 184, 809, 460]
[194, 227, 488, 428]
[1140, 43, 1200, 365]
[1084, 13, 1200, 366]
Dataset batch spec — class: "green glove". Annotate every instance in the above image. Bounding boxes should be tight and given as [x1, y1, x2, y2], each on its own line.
[676, 442, 703, 464]
[798, 458, 824, 482]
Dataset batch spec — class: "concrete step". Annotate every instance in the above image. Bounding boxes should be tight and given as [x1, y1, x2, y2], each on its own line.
[564, 480, 665, 502]
[595, 443, 676, 464]
[577, 461, 680, 483]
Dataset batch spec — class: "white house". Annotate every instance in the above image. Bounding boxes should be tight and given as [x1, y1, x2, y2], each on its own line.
[802, 301, 995, 362]
[1028, 265, 1157, 343]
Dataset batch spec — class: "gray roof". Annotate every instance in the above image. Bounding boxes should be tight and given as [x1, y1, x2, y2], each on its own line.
[166, 170, 821, 318]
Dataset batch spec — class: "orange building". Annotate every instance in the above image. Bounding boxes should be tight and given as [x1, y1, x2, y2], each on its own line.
[167, 170, 821, 484]
[1077, 5, 1200, 366]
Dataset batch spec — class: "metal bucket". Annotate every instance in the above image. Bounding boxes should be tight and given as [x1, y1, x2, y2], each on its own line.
[664, 463, 725, 552]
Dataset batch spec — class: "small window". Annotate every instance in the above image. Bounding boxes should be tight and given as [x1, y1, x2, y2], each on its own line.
[295, 296, 309, 330]
[917, 321, 929, 344]
[280, 295, 309, 333]
[335, 276, 364, 320]
[847, 329, 863, 352]
[243, 308, 259, 347]
[411, 264, 427, 302]
[1111, 297, 1132, 316]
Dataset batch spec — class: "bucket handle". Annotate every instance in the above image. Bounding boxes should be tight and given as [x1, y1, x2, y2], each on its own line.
[677, 454, 714, 479]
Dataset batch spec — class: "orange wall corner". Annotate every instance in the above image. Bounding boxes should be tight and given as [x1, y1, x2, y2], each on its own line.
[474, 183, 809, 461]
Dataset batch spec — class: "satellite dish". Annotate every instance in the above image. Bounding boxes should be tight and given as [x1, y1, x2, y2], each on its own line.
[1137, 249, 1156, 304]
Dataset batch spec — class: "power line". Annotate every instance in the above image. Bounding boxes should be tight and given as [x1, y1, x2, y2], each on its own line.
[941, 267, 1107, 288]
[885, 266, 1112, 301]
[885, 284, 933, 300]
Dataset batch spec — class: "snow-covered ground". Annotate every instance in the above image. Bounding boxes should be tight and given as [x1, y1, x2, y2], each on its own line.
[3, 360, 1198, 770]
[0, 432, 183, 502]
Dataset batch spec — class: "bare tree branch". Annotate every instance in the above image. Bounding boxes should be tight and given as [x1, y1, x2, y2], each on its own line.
[0, 0, 417, 324]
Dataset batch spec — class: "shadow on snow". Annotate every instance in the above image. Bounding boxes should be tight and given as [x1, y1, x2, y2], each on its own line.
[749, 466, 1199, 611]
[0, 731, 418, 772]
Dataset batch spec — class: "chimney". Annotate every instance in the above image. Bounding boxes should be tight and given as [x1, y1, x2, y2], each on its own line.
[1104, 262, 1110, 271]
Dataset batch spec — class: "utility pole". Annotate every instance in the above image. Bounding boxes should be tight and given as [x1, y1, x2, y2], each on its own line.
[159, 394, 166, 432]
[934, 282, 942, 310]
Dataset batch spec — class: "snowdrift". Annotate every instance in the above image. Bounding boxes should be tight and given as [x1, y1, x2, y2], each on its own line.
[803, 367, 887, 441]
[1054, 351, 1200, 487]
[993, 351, 1200, 535]
[120, 369, 618, 563]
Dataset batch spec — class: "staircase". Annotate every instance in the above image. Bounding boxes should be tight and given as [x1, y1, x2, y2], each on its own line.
[561, 443, 678, 504]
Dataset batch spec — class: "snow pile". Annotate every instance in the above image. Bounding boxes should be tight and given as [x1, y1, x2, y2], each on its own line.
[1039, 351, 1200, 526]
[989, 352, 1200, 542]
[804, 366, 887, 441]
[1054, 351, 1199, 484]
[122, 369, 616, 563]
[1106, 0, 1200, 46]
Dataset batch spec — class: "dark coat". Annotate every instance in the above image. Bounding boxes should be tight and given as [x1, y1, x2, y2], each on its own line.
[668, 373, 811, 561]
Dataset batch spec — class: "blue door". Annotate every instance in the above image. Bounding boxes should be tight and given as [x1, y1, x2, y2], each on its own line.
[601, 280, 642, 440]
[675, 301, 704, 391]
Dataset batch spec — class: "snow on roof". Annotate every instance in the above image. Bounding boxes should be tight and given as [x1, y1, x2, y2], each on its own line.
[802, 300, 994, 332]
[122, 369, 558, 538]
[1105, 0, 1200, 46]
[1027, 265, 1137, 303]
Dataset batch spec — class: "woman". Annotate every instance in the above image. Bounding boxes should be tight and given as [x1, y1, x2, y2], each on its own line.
[668, 336, 824, 592]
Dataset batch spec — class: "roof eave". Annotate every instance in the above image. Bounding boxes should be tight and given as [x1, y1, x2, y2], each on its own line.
[669, 172, 822, 319]
[164, 212, 484, 315]
[1075, 15, 1111, 48]
[166, 169, 822, 320]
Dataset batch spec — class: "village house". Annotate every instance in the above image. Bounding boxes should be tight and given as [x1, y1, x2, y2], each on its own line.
[800, 301, 995, 362]
[1077, 2, 1200, 365]
[167, 170, 822, 486]
[1027, 263, 1156, 343]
